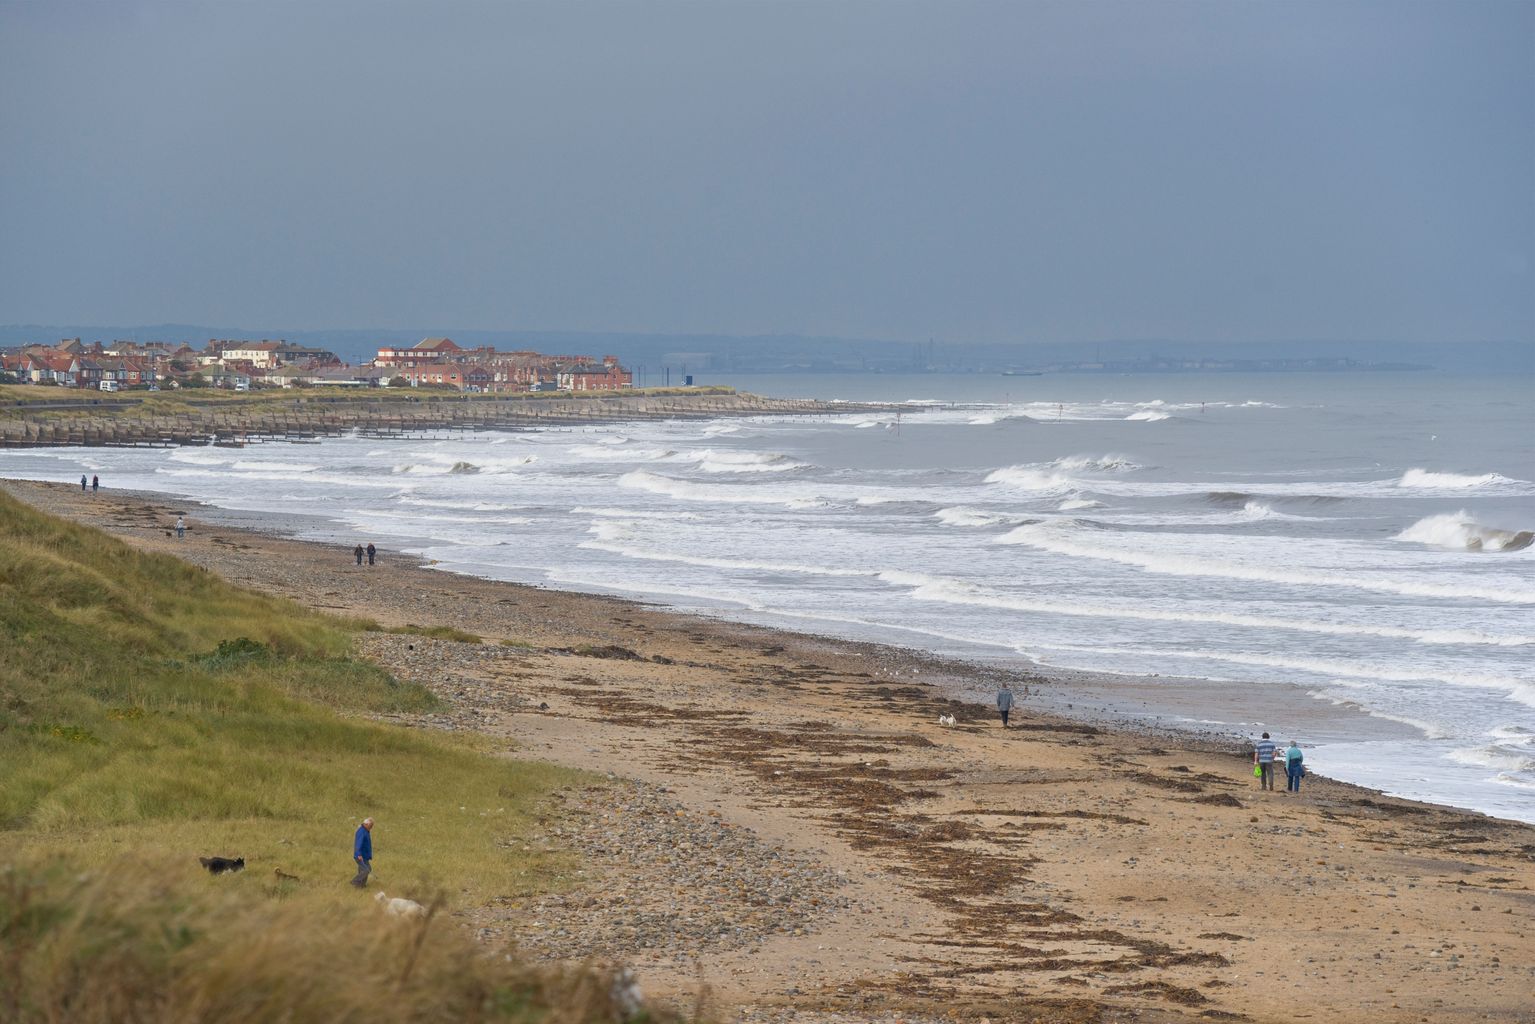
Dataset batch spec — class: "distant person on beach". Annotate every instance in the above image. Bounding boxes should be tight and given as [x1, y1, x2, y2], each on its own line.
[351, 817, 374, 887]
[1254, 732, 1277, 791]
[366, 542, 376, 566]
[1285, 740, 1304, 792]
[91, 474, 99, 493]
[354, 544, 365, 566]
[80, 474, 88, 492]
[175, 516, 185, 540]
[996, 684, 1014, 728]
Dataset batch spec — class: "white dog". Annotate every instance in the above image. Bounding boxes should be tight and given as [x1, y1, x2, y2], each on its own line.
[375, 891, 426, 918]
[938, 714, 956, 726]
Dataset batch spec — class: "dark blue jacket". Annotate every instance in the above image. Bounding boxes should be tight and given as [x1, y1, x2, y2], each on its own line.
[354, 824, 372, 862]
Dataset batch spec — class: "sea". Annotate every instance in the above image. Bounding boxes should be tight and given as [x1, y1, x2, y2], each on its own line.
[3, 370, 1532, 822]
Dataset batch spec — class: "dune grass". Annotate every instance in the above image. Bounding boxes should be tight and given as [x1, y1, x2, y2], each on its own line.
[0, 490, 638, 1020]
[1, 858, 648, 1024]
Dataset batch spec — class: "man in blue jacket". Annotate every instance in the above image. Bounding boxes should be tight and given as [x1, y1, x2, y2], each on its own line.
[351, 817, 374, 887]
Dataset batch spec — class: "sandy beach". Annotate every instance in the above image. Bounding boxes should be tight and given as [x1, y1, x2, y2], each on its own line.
[7, 477, 1533, 1024]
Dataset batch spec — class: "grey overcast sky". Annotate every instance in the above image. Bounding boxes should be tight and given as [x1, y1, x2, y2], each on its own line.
[0, 0, 1530, 344]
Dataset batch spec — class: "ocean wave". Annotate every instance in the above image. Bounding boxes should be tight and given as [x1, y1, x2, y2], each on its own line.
[617, 469, 811, 506]
[393, 455, 536, 475]
[1110, 645, 1535, 709]
[873, 569, 1532, 647]
[933, 506, 1033, 528]
[167, 448, 232, 465]
[1125, 409, 1170, 422]
[984, 465, 1078, 493]
[1303, 692, 1454, 740]
[567, 444, 675, 461]
[399, 497, 523, 512]
[1058, 498, 1104, 511]
[1397, 468, 1521, 489]
[231, 459, 319, 473]
[693, 449, 810, 474]
[581, 521, 869, 577]
[1445, 746, 1535, 774]
[1052, 453, 1141, 473]
[995, 519, 1535, 604]
[572, 506, 701, 521]
[347, 508, 533, 526]
[1394, 512, 1533, 552]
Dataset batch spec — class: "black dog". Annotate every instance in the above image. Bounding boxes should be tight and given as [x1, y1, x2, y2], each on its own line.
[199, 856, 245, 875]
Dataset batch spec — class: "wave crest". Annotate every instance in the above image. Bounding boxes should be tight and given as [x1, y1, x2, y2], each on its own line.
[1395, 512, 1533, 552]
[1398, 468, 1514, 489]
[1052, 453, 1141, 473]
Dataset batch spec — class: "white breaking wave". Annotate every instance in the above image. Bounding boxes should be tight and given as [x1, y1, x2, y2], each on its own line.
[1063, 642, 1535, 710]
[933, 506, 1031, 528]
[1394, 511, 1533, 552]
[692, 449, 810, 474]
[1058, 497, 1104, 511]
[872, 569, 1532, 647]
[231, 459, 319, 473]
[1052, 453, 1142, 473]
[984, 465, 1079, 493]
[1125, 409, 1170, 422]
[1445, 746, 1535, 774]
[996, 520, 1535, 604]
[573, 506, 701, 521]
[617, 469, 815, 506]
[347, 509, 533, 526]
[1398, 468, 1522, 489]
[580, 521, 870, 577]
[399, 497, 523, 512]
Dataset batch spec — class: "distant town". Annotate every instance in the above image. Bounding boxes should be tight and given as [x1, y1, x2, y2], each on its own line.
[0, 337, 633, 393]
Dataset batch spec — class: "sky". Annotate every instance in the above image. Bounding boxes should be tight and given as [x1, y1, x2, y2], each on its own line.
[0, 0, 1530, 344]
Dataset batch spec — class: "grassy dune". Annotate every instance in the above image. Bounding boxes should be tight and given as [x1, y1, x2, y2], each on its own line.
[0, 491, 631, 1021]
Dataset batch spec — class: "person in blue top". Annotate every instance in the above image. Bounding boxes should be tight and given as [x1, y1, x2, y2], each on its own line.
[1253, 733, 1277, 791]
[351, 817, 374, 888]
[1285, 741, 1304, 793]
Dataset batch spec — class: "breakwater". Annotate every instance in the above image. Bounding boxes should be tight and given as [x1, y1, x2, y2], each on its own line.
[0, 388, 872, 448]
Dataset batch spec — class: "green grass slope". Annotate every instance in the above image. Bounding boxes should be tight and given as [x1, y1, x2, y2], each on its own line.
[0, 492, 629, 1022]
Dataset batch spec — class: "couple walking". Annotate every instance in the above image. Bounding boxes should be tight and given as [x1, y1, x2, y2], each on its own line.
[1254, 733, 1306, 792]
[353, 543, 377, 566]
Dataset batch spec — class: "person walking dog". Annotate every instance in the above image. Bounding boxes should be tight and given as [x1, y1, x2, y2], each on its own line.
[351, 817, 374, 887]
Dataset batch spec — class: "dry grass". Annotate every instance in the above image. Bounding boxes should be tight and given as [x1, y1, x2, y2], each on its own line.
[0, 858, 661, 1024]
[0, 492, 655, 1021]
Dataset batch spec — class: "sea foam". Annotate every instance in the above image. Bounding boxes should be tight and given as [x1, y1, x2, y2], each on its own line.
[1395, 512, 1533, 552]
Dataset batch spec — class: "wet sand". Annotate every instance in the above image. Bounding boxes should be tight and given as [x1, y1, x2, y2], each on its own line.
[8, 477, 1534, 1024]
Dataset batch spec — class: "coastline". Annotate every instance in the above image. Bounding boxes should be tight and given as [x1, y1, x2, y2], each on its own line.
[7, 475, 1535, 1022]
[51, 473, 1463, 816]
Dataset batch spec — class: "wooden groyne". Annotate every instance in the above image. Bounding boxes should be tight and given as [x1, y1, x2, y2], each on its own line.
[0, 390, 884, 449]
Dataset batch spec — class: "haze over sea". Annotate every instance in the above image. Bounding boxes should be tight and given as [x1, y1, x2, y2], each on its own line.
[5, 370, 1532, 821]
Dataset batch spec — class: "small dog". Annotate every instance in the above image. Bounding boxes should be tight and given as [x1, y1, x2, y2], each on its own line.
[938, 714, 956, 727]
[198, 856, 245, 875]
[273, 868, 300, 882]
[375, 891, 426, 918]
